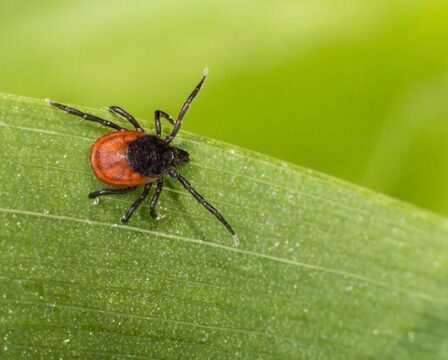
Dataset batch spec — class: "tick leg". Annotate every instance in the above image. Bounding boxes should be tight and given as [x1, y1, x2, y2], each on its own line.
[150, 179, 164, 219]
[88, 186, 136, 199]
[169, 170, 235, 236]
[109, 106, 144, 132]
[120, 183, 152, 223]
[49, 101, 125, 131]
[165, 69, 208, 143]
[154, 110, 175, 137]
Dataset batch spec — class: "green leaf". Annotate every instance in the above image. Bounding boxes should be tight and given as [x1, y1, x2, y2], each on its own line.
[0, 93, 447, 358]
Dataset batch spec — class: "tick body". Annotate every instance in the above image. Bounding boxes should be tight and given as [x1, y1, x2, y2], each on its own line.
[50, 70, 238, 245]
[91, 131, 148, 186]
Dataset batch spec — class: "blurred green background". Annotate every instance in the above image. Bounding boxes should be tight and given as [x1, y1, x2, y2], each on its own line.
[1, 0, 447, 216]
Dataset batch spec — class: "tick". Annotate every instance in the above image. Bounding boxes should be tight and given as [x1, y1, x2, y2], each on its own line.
[49, 70, 237, 245]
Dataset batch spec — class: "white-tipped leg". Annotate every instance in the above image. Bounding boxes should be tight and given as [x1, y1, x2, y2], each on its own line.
[170, 170, 237, 244]
[232, 234, 240, 247]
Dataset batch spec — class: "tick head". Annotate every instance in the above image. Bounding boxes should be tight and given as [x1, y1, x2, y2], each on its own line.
[172, 147, 190, 167]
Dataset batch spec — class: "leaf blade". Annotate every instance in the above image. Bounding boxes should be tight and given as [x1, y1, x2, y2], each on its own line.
[0, 93, 447, 358]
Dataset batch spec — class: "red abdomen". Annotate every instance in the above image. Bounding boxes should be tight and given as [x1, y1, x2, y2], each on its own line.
[91, 131, 151, 186]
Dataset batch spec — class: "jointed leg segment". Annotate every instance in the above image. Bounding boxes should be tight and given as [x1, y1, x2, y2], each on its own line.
[121, 183, 153, 223]
[170, 169, 235, 236]
[50, 101, 125, 131]
[88, 187, 136, 199]
[89, 183, 161, 224]
[109, 106, 144, 131]
[150, 179, 164, 219]
[165, 69, 208, 143]
[154, 110, 175, 136]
